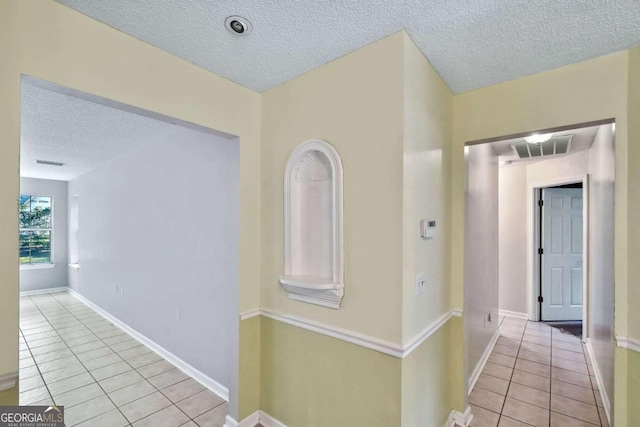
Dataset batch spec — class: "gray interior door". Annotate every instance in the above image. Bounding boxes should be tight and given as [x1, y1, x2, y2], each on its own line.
[541, 187, 583, 321]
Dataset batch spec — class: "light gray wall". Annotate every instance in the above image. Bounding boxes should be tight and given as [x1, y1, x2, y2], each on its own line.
[68, 129, 239, 414]
[498, 165, 528, 314]
[588, 124, 615, 414]
[19, 177, 68, 292]
[464, 143, 499, 389]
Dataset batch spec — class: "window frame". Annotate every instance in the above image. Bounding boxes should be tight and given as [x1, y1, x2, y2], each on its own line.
[19, 194, 55, 267]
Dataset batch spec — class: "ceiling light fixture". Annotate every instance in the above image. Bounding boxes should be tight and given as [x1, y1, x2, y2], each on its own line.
[35, 160, 64, 166]
[225, 16, 252, 35]
[524, 133, 554, 144]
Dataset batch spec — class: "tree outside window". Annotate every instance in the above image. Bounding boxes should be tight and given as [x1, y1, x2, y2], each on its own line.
[19, 195, 53, 264]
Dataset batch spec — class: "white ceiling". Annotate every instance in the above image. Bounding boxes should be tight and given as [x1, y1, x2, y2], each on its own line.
[20, 81, 219, 181]
[489, 124, 601, 163]
[55, 0, 640, 93]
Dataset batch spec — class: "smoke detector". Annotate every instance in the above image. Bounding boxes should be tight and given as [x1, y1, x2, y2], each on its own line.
[225, 16, 252, 35]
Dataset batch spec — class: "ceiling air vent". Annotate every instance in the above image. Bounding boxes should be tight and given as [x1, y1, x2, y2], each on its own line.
[511, 135, 573, 160]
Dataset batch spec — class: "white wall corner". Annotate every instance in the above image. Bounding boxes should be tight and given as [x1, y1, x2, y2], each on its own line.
[259, 410, 288, 427]
[0, 372, 18, 392]
[444, 407, 473, 427]
[615, 335, 640, 353]
[451, 308, 464, 317]
[468, 326, 501, 394]
[498, 309, 529, 320]
[585, 339, 611, 425]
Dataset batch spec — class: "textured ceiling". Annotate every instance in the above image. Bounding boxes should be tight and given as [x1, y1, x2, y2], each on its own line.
[20, 82, 219, 181]
[55, 0, 640, 93]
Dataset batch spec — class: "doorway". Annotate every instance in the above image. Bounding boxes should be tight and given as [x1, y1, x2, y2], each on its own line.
[17, 76, 240, 418]
[538, 183, 584, 322]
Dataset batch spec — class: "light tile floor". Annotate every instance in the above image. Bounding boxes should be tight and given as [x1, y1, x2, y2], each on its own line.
[19, 292, 229, 427]
[469, 316, 609, 427]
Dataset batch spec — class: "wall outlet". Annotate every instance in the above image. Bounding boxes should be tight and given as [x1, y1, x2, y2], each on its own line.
[114, 284, 119, 294]
[416, 273, 426, 295]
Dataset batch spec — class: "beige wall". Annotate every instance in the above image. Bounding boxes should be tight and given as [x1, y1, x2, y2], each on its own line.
[0, 1, 261, 414]
[239, 317, 260, 419]
[452, 50, 630, 424]
[401, 321, 452, 427]
[260, 32, 405, 343]
[260, 317, 402, 426]
[625, 43, 640, 424]
[401, 35, 454, 342]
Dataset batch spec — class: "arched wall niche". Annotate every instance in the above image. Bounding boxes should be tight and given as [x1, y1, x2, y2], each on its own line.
[279, 139, 344, 309]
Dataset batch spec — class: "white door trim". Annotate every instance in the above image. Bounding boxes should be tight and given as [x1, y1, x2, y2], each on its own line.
[527, 175, 589, 340]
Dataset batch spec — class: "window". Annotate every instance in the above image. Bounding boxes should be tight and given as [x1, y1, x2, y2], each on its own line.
[19, 195, 53, 265]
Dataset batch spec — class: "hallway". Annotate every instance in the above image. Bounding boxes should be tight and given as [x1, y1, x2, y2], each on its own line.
[469, 316, 608, 427]
[19, 291, 228, 427]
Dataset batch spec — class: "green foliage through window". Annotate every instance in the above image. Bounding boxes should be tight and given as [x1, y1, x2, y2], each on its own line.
[19, 195, 52, 264]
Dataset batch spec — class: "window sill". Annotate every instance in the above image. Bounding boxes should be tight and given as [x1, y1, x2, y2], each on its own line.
[20, 264, 56, 271]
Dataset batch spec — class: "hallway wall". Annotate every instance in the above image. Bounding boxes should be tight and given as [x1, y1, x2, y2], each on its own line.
[497, 165, 527, 315]
[464, 143, 499, 391]
[19, 178, 68, 292]
[588, 125, 616, 414]
[68, 129, 239, 409]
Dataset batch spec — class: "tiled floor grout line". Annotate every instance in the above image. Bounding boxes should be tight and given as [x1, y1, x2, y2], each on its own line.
[46, 293, 202, 426]
[28, 294, 135, 427]
[470, 317, 603, 427]
[21, 292, 241, 426]
[47, 292, 207, 427]
[496, 318, 529, 426]
[18, 323, 55, 405]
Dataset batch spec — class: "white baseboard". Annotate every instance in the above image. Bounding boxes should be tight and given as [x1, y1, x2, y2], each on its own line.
[444, 407, 473, 427]
[616, 335, 640, 353]
[468, 326, 501, 394]
[230, 411, 285, 427]
[0, 372, 18, 392]
[585, 339, 611, 426]
[235, 411, 260, 427]
[66, 288, 229, 401]
[224, 414, 240, 427]
[20, 286, 69, 296]
[498, 309, 529, 320]
[258, 410, 288, 427]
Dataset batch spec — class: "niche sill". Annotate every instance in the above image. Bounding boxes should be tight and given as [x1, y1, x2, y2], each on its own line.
[279, 275, 344, 309]
[68, 264, 80, 271]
